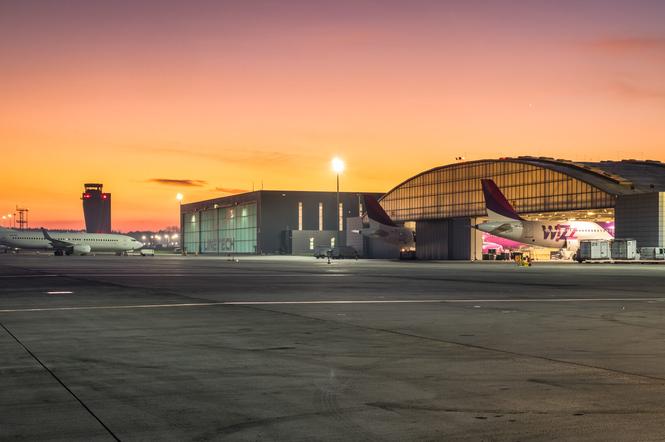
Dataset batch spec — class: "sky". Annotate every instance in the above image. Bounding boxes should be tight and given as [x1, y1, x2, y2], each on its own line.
[1, 0, 664, 231]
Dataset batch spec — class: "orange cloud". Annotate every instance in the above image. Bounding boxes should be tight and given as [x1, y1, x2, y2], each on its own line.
[609, 80, 665, 101]
[148, 179, 207, 187]
[589, 36, 665, 53]
[214, 187, 249, 194]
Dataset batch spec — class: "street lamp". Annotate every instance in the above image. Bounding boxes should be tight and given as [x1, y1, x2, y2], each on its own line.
[176, 193, 184, 254]
[331, 157, 345, 250]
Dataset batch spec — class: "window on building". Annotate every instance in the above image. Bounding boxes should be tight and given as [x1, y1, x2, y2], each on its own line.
[298, 202, 303, 231]
[318, 202, 323, 231]
[330, 237, 335, 248]
[338, 203, 343, 231]
[309, 237, 314, 250]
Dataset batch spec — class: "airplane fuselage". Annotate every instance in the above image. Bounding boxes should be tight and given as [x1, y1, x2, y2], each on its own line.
[0, 229, 142, 254]
[476, 220, 613, 250]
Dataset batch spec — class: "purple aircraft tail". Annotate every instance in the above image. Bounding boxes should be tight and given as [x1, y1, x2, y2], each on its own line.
[363, 195, 396, 227]
[480, 179, 524, 221]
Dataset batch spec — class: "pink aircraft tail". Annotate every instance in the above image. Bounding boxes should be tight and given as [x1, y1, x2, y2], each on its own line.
[480, 179, 524, 221]
[363, 195, 396, 227]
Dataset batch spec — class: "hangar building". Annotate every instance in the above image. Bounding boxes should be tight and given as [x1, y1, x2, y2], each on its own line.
[379, 158, 665, 260]
[180, 190, 382, 255]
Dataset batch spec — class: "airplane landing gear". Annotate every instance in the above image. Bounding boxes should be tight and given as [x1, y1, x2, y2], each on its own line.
[54, 250, 64, 256]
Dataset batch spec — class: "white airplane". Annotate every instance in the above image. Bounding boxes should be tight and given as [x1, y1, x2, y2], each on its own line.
[0, 227, 143, 256]
[475, 179, 613, 256]
[356, 195, 416, 255]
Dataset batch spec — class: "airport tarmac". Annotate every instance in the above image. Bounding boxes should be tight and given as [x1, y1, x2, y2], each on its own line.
[2, 254, 665, 441]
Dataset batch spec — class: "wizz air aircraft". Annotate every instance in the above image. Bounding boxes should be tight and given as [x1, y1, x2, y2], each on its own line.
[356, 195, 415, 253]
[475, 179, 613, 255]
[0, 227, 143, 255]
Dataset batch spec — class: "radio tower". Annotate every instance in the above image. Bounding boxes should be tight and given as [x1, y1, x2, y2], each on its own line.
[15, 206, 29, 230]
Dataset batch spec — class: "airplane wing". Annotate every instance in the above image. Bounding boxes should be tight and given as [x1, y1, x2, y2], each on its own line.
[41, 228, 73, 250]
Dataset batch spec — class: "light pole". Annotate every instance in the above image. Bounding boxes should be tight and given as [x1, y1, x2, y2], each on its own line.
[176, 193, 184, 254]
[331, 157, 345, 250]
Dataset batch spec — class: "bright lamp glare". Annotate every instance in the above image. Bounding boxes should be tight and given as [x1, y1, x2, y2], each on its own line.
[176, 193, 184, 201]
[331, 157, 345, 173]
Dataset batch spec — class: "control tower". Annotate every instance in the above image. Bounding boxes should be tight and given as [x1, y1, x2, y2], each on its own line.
[82, 183, 111, 233]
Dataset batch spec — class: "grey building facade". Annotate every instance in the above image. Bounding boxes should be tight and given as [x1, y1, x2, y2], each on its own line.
[181, 190, 383, 255]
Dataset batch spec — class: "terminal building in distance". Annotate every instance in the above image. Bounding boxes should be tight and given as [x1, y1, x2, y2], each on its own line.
[82, 183, 111, 233]
[181, 158, 665, 259]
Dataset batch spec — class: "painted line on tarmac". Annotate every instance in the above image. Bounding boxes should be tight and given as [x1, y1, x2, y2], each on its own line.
[0, 274, 60, 278]
[223, 298, 665, 305]
[1, 297, 665, 313]
[0, 302, 224, 313]
[0, 273, 347, 278]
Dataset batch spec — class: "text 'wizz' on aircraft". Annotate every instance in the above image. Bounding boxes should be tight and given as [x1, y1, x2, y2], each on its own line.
[0, 227, 143, 256]
[356, 195, 416, 257]
[475, 179, 613, 258]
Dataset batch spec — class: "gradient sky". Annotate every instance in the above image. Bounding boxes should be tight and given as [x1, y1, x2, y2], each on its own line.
[1, 0, 664, 231]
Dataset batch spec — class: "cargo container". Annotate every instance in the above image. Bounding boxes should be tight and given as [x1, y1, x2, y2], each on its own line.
[577, 240, 611, 262]
[610, 239, 638, 260]
[639, 247, 665, 260]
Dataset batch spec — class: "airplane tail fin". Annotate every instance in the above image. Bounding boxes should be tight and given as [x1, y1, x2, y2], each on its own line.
[480, 179, 524, 222]
[363, 195, 396, 227]
[40, 227, 54, 241]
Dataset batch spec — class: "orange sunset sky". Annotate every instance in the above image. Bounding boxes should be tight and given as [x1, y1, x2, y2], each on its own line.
[1, 1, 664, 231]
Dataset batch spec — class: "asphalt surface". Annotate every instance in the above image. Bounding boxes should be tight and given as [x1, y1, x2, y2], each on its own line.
[2, 254, 665, 441]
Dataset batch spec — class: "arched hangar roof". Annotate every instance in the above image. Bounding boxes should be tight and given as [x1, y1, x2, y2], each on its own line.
[379, 157, 665, 222]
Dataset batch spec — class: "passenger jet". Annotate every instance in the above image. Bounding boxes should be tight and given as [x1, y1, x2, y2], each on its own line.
[475, 179, 613, 255]
[0, 227, 143, 255]
[357, 195, 415, 254]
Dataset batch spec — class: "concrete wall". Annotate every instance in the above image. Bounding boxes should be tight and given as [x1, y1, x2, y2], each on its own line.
[290, 230, 338, 255]
[615, 192, 665, 247]
[345, 217, 365, 257]
[366, 237, 401, 259]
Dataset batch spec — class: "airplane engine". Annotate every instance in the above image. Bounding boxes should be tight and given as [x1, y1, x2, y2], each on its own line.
[71, 244, 92, 255]
[564, 239, 580, 251]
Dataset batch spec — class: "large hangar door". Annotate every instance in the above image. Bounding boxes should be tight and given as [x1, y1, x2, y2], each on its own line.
[449, 217, 483, 260]
[415, 220, 449, 260]
[415, 218, 482, 260]
[616, 192, 665, 248]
